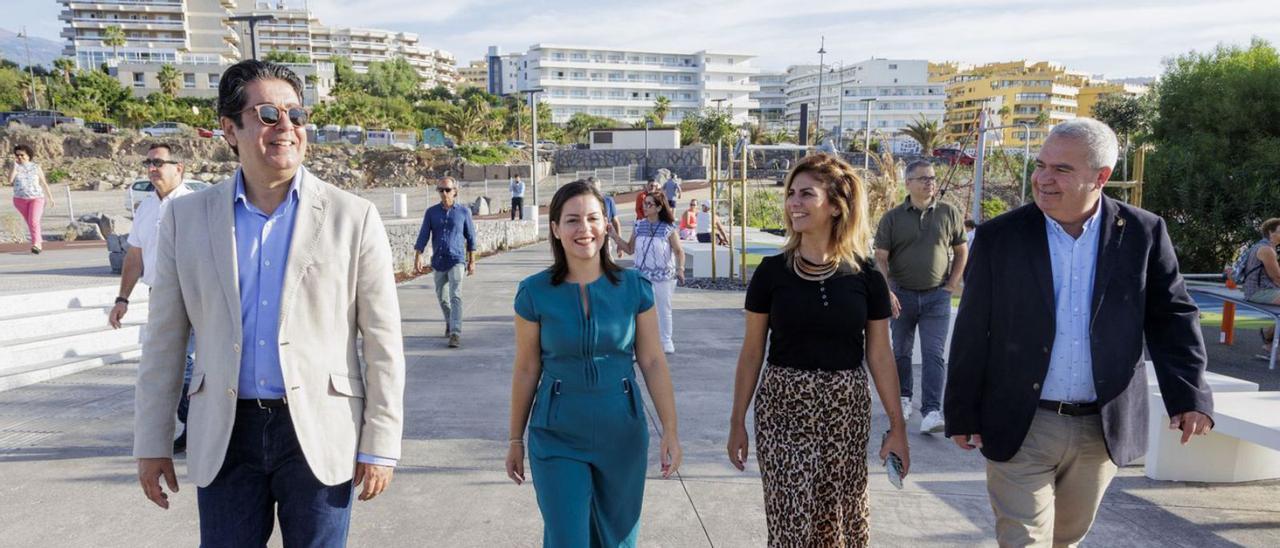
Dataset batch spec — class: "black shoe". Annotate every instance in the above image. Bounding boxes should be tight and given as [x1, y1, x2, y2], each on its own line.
[172, 429, 187, 454]
[30, 246, 41, 254]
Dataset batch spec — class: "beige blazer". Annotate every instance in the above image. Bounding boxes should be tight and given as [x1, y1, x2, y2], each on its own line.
[133, 169, 405, 487]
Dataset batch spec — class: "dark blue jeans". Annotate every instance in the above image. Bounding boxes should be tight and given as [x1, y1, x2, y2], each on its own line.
[197, 406, 354, 547]
[891, 286, 952, 415]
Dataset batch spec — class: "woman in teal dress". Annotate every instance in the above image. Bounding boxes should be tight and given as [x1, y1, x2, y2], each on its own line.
[506, 179, 683, 547]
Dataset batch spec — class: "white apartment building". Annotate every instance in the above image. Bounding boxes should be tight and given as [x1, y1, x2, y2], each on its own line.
[240, 2, 458, 89]
[58, 0, 241, 69]
[785, 59, 946, 153]
[749, 72, 788, 131]
[486, 46, 523, 96]
[508, 44, 759, 125]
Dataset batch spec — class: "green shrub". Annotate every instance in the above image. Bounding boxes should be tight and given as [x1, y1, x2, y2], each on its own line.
[457, 144, 514, 165]
[46, 168, 69, 185]
[981, 197, 1008, 221]
[730, 188, 785, 230]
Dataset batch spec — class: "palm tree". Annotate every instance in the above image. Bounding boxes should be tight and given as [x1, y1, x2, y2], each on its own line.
[901, 115, 942, 154]
[156, 64, 180, 98]
[441, 104, 483, 144]
[53, 58, 76, 85]
[652, 95, 671, 125]
[103, 26, 127, 68]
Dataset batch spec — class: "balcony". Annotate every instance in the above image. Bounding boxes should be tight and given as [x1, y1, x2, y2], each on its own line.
[65, 1, 183, 13]
[702, 80, 758, 92]
[535, 57, 700, 73]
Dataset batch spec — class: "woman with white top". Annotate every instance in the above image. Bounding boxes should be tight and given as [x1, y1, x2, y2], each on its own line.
[610, 192, 685, 354]
[8, 145, 55, 254]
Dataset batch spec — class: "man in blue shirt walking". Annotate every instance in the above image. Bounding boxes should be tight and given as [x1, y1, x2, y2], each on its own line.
[415, 176, 477, 348]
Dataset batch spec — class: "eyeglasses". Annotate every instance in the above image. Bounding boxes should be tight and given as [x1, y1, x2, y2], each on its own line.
[239, 103, 308, 127]
[909, 176, 938, 183]
[644, 201, 657, 208]
[436, 187, 455, 194]
[141, 158, 179, 168]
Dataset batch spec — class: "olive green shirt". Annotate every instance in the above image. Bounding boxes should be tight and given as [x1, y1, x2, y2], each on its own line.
[874, 197, 966, 290]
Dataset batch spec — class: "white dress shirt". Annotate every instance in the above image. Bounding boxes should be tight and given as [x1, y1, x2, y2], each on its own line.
[128, 183, 192, 287]
[1040, 202, 1103, 403]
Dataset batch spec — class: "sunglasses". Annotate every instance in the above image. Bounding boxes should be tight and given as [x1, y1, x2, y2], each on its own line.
[240, 103, 309, 127]
[437, 187, 455, 194]
[141, 158, 179, 168]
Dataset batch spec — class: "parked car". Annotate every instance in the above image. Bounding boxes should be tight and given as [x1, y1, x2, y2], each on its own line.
[506, 140, 529, 149]
[141, 121, 187, 137]
[85, 121, 117, 134]
[196, 127, 214, 138]
[125, 178, 211, 213]
[536, 139, 557, 149]
[933, 147, 975, 166]
[9, 110, 82, 129]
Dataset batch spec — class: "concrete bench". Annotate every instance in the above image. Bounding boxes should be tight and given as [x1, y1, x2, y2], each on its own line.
[683, 242, 742, 278]
[1188, 284, 1280, 370]
[1145, 387, 1280, 483]
[1135, 361, 1258, 467]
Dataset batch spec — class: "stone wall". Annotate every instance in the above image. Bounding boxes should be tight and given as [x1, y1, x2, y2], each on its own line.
[552, 147, 710, 180]
[383, 217, 540, 274]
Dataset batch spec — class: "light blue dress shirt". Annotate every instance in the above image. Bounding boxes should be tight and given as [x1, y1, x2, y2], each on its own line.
[1040, 203, 1104, 403]
[233, 168, 394, 467]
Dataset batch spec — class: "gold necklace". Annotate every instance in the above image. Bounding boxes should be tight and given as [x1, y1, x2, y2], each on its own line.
[792, 253, 838, 281]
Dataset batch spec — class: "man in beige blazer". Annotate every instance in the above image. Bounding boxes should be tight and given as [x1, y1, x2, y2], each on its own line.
[134, 60, 405, 546]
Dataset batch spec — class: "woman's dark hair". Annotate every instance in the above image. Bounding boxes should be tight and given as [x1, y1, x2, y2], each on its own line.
[548, 179, 622, 286]
[13, 145, 34, 158]
[216, 60, 304, 156]
[644, 191, 675, 224]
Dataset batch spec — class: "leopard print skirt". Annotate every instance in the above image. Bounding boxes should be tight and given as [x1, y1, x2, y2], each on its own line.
[755, 364, 872, 548]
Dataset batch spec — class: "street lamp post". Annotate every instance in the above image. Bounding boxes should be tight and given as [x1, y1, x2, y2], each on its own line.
[1017, 122, 1032, 205]
[860, 98, 876, 169]
[521, 88, 545, 233]
[644, 118, 652, 181]
[815, 37, 826, 143]
[19, 27, 38, 109]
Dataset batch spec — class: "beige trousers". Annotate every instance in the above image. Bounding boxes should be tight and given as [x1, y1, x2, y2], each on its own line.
[986, 407, 1119, 548]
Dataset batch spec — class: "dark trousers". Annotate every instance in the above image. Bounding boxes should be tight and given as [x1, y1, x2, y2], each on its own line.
[696, 232, 711, 243]
[891, 286, 952, 415]
[511, 197, 524, 220]
[197, 406, 354, 547]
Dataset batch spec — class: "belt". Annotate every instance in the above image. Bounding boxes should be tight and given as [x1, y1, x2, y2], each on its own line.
[542, 377, 635, 395]
[237, 398, 287, 410]
[1038, 399, 1100, 416]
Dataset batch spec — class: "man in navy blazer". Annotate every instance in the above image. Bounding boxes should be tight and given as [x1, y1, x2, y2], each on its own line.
[944, 118, 1214, 546]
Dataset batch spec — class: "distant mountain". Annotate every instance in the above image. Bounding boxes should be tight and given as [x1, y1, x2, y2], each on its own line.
[0, 29, 63, 68]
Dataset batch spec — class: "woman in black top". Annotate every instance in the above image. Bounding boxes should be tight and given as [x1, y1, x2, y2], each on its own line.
[726, 153, 909, 547]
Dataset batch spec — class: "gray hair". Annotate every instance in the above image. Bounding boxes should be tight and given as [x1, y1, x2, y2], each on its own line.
[904, 159, 934, 177]
[1047, 118, 1119, 170]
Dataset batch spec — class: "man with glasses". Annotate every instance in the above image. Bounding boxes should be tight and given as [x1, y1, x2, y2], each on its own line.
[874, 159, 968, 435]
[110, 143, 196, 453]
[133, 60, 405, 546]
[414, 176, 477, 348]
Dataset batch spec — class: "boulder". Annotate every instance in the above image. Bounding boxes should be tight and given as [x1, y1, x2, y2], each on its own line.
[65, 221, 104, 241]
[96, 181, 113, 191]
[472, 196, 491, 216]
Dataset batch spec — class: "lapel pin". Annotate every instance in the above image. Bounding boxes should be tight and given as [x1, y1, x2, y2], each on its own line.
[1116, 218, 1125, 227]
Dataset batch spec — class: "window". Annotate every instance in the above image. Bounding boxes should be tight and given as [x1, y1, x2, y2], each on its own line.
[184, 73, 195, 89]
[889, 64, 898, 69]
[208, 73, 219, 87]
[593, 131, 613, 144]
[133, 73, 145, 88]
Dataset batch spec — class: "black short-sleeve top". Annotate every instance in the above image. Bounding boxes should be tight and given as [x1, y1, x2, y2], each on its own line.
[744, 253, 893, 371]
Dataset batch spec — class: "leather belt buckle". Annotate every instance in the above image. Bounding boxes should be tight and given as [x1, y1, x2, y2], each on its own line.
[1057, 401, 1069, 416]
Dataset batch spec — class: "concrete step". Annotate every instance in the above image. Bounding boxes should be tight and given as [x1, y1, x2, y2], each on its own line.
[0, 324, 145, 373]
[0, 303, 149, 344]
[0, 346, 141, 392]
[0, 284, 135, 317]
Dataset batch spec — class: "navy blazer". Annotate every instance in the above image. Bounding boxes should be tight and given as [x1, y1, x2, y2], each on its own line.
[943, 196, 1214, 465]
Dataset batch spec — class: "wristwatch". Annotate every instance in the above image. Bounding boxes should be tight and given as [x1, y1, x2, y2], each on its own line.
[115, 296, 129, 305]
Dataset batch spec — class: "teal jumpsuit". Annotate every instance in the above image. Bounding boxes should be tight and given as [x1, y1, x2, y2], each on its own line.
[514, 268, 655, 548]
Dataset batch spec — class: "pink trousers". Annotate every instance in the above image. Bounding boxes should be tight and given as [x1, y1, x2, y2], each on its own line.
[12, 197, 45, 246]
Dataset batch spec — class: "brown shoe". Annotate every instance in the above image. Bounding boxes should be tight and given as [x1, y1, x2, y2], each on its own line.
[448, 334, 460, 348]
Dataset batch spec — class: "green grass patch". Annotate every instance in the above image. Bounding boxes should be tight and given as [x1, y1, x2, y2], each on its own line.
[1198, 311, 1272, 330]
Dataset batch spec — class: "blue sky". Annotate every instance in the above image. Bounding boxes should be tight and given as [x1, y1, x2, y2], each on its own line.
[11, 0, 1280, 78]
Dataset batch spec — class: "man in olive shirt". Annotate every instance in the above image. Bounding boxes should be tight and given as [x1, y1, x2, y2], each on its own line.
[875, 160, 968, 434]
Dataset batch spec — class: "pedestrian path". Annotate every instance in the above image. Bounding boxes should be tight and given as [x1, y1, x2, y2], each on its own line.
[0, 244, 1275, 546]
